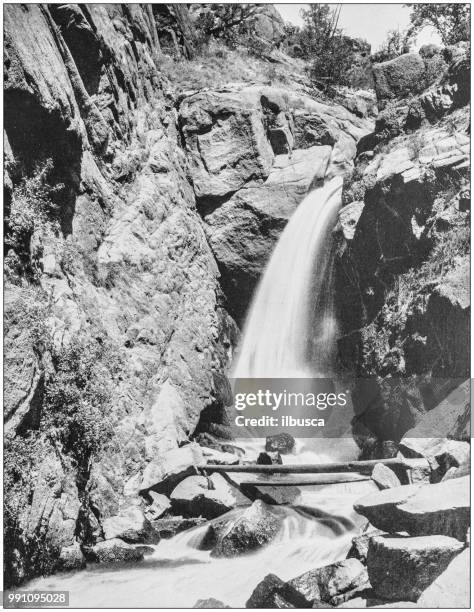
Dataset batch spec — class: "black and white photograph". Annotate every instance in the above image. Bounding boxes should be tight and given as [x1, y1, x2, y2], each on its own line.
[3, 2, 471, 608]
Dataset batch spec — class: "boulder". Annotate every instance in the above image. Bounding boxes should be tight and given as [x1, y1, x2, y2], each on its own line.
[367, 534, 464, 601]
[289, 558, 369, 606]
[170, 473, 250, 519]
[193, 598, 231, 608]
[140, 443, 204, 495]
[399, 435, 470, 481]
[373, 54, 428, 106]
[347, 527, 384, 564]
[144, 492, 171, 520]
[417, 548, 469, 608]
[354, 476, 469, 540]
[56, 542, 86, 571]
[102, 505, 159, 544]
[90, 538, 144, 564]
[179, 89, 274, 200]
[371, 463, 401, 490]
[211, 500, 282, 557]
[151, 516, 207, 539]
[265, 433, 295, 454]
[246, 573, 311, 608]
[257, 451, 282, 465]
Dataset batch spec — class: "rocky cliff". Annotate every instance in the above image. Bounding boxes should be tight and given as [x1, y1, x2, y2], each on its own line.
[3, 4, 373, 584]
[335, 45, 470, 450]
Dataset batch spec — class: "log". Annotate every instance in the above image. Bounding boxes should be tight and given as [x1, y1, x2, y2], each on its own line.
[239, 477, 372, 486]
[199, 458, 429, 475]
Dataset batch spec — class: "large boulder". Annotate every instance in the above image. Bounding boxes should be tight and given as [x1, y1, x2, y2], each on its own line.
[179, 89, 274, 201]
[102, 505, 159, 544]
[140, 443, 204, 495]
[367, 534, 464, 601]
[170, 473, 250, 519]
[246, 573, 312, 609]
[354, 476, 469, 540]
[288, 558, 369, 606]
[89, 538, 144, 564]
[211, 500, 282, 557]
[373, 54, 428, 107]
[417, 548, 469, 608]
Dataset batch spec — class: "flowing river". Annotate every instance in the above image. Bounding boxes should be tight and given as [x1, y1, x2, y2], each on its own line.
[24, 176, 376, 607]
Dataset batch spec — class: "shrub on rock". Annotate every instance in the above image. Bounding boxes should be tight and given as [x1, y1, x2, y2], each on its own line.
[373, 54, 428, 107]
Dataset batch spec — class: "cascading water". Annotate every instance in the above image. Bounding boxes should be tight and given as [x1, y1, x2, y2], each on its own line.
[233, 175, 344, 379]
[23, 176, 376, 607]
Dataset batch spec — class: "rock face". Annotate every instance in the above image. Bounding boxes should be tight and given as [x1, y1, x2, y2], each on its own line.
[3, 3, 238, 585]
[416, 548, 470, 608]
[367, 534, 464, 601]
[211, 500, 282, 557]
[354, 477, 470, 540]
[180, 85, 372, 322]
[338, 42, 470, 447]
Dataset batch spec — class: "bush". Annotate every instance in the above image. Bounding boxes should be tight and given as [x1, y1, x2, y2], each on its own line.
[5, 159, 64, 272]
[43, 332, 122, 469]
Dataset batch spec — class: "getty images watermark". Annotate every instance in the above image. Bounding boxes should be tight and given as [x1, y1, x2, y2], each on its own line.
[228, 377, 469, 439]
[229, 378, 352, 437]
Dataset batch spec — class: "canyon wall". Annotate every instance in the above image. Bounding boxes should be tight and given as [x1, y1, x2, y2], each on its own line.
[336, 45, 470, 450]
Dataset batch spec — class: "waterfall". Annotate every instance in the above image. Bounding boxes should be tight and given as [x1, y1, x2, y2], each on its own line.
[233, 176, 344, 379]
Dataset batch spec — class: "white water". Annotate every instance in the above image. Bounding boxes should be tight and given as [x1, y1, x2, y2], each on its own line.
[233, 176, 344, 379]
[26, 481, 374, 608]
[23, 176, 375, 607]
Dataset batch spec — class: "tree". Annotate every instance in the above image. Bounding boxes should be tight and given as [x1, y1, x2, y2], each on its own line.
[284, 5, 371, 89]
[372, 29, 409, 63]
[194, 4, 263, 48]
[406, 4, 470, 45]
